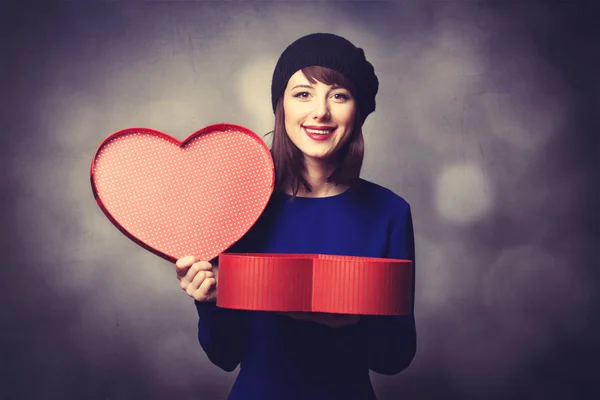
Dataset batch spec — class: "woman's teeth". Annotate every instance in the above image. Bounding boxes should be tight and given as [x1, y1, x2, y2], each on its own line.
[305, 128, 333, 135]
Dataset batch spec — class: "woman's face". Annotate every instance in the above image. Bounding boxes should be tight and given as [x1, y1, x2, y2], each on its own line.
[282, 70, 356, 162]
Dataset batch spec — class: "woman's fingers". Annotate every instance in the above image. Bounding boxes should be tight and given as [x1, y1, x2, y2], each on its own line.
[183, 261, 209, 286]
[190, 269, 214, 291]
[193, 277, 216, 302]
[175, 256, 215, 297]
[191, 260, 213, 272]
[181, 260, 211, 285]
[175, 255, 197, 280]
[186, 261, 212, 281]
[175, 256, 217, 302]
[175, 258, 214, 301]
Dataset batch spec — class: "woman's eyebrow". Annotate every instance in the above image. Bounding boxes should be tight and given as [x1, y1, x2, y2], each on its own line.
[291, 84, 313, 90]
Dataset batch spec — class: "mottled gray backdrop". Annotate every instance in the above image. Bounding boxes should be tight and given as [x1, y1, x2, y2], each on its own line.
[1, 1, 598, 399]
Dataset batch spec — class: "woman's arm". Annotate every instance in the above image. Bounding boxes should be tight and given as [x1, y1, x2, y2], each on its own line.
[195, 298, 247, 372]
[176, 257, 247, 372]
[363, 203, 417, 375]
[362, 313, 416, 375]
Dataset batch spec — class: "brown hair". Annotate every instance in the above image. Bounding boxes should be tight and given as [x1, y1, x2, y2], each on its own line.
[268, 66, 365, 198]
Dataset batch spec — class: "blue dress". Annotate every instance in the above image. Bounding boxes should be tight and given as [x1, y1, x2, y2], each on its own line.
[195, 179, 417, 400]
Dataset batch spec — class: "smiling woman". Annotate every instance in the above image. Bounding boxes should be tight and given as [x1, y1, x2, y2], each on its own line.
[175, 33, 417, 400]
[273, 65, 364, 198]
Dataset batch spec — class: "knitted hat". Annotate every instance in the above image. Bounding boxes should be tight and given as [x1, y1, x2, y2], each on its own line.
[271, 33, 379, 123]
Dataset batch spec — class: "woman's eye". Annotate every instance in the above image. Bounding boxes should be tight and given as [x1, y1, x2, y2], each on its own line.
[333, 93, 350, 101]
[293, 92, 310, 99]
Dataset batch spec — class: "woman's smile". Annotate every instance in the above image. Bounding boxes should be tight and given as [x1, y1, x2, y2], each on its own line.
[302, 125, 337, 140]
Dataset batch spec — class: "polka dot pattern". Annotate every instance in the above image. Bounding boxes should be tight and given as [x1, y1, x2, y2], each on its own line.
[91, 124, 274, 263]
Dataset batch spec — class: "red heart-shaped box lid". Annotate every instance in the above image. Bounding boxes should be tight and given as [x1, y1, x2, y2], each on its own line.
[90, 124, 274, 263]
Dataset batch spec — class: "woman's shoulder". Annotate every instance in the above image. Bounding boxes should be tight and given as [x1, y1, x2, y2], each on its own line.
[354, 178, 411, 212]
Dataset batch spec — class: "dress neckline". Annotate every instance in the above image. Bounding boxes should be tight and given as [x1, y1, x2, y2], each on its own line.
[277, 179, 362, 201]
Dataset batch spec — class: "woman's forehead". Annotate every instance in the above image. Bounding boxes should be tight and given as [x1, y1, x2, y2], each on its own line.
[287, 69, 347, 89]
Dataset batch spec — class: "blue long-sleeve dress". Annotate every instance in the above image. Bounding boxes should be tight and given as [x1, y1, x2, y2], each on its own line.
[194, 178, 417, 400]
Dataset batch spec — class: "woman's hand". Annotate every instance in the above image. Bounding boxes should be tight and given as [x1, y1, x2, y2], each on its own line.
[175, 255, 218, 302]
[278, 312, 360, 328]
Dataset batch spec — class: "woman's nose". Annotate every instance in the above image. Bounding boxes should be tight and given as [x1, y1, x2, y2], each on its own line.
[312, 98, 330, 120]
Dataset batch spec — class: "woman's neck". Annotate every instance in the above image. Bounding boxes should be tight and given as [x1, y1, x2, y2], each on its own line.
[286, 157, 350, 198]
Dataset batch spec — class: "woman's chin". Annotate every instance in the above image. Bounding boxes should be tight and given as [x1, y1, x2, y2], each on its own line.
[302, 152, 336, 163]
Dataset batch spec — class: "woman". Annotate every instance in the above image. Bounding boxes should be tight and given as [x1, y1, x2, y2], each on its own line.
[176, 33, 416, 400]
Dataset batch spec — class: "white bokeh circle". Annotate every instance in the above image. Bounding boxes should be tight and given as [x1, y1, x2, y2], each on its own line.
[434, 162, 493, 224]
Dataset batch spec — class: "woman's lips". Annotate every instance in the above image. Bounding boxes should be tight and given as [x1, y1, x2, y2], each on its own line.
[303, 126, 335, 141]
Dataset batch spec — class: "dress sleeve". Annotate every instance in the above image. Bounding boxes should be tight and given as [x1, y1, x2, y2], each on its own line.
[194, 251, 247, 372]
[195, 300, 247, 372]
[362, 202, 417, 375]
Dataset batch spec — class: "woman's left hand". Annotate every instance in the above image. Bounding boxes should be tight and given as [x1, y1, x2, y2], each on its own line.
[278, 312, 360, 328]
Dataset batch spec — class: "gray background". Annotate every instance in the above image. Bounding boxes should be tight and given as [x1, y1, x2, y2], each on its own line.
[1, 1, 598, 399]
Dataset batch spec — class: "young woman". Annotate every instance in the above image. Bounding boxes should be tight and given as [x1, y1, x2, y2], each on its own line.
[176, 33, 416, 400]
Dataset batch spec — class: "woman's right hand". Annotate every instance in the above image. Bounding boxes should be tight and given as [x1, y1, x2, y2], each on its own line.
[175, 255, 218, 302]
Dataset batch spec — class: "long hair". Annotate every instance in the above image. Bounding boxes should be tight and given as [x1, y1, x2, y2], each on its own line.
[268, 66, 365, 199]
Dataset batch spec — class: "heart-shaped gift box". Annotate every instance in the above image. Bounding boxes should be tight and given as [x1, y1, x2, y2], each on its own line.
[90, 124, 275, 263]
